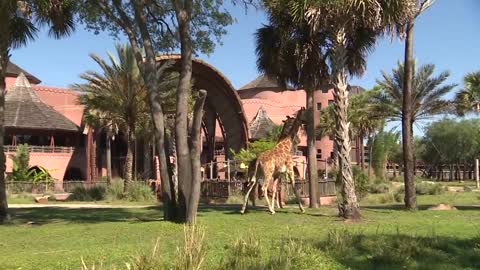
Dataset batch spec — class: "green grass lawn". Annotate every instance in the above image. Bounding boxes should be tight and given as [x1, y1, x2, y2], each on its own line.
[1, 191, 480, 270]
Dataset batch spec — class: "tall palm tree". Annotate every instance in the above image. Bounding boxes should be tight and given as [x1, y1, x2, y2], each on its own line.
[454, 71, 480, 115]
[400, 0, 434, 210]
[294, 0, 414, 219]
[0, 0, 75, 223]
[256, 1, 329, 208]
[76, 45, 151, 192]
[372, 63, 455, 126]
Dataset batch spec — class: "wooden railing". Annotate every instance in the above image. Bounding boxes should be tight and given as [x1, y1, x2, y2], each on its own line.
[4, 145, 74, 153]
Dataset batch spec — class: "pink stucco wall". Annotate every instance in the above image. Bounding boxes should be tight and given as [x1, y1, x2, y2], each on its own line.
[5, 151, 74, 182]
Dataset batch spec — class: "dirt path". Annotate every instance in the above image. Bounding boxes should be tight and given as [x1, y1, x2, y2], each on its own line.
[9, 204, 156, 209]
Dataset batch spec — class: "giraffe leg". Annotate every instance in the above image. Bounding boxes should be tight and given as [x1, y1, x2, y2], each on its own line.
[240, 180, 256, 214]
[262, 176, 275, 214]
[288, 166, 305, 213]
[271, 179, 279, 211]
[277, 181, 283, 209]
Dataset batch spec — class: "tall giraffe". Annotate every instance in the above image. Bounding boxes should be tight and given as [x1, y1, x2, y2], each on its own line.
[241, 108, 306, 214]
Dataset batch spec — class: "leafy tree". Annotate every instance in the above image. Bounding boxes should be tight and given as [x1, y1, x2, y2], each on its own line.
[371, 130, 400, 180]
[231, 139, 276, 165]
[78, 0, 233, 223]
[7, 144, 30, 182]
[0, 0, 76, 223]
[420, 119, 480, 181]
[293, 0, 414, 219]
[454, 71, 480, 116]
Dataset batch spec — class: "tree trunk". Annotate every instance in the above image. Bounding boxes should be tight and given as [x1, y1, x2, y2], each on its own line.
[402, 22, 417, 210]
[143, 140, 152, 179]
[106, 132, 112, 185]
[306, 88, 319, 208]
[175, 1, 194, 222]
[0, 47, 9, 223]
[187, 90, 207, 224]
[368, 135, 373, 179]
[123, 130, 134, 193]
[332, 29, 360, 220]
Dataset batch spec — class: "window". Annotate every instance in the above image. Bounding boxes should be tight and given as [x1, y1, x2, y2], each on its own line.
[328, 100, 334, 105]
[330, 151, 335, 159]
[316, 102, 322, 110]
[316, 149, 322, 160]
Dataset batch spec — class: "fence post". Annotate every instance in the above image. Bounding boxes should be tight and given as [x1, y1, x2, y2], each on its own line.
[210, 161, 214, 179]
[475, 159, 479, 189]
[227, 159, 231, 182]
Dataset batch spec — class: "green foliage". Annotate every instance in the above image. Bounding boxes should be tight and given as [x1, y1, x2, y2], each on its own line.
[372, 63, 455, 124]
[454, 71, 480, 116]
[78, 1, 233, 56]
[231, 139, 276, 164]
[69, 186, 106, 201]
[421, 118, 480, 166]
[371, 129, 400, 179]
[125, 182, 155, 202]
[220, 233, 343, 270]
[7, 144, 30, 182]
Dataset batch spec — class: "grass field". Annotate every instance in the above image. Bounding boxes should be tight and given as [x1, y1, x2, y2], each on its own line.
[1, 191, 480, 269]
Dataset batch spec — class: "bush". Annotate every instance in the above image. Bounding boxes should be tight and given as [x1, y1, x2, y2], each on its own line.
[106, 179, 125, 201]
[368, 182, 391, 194]
[173, 225, 206, 270]
[125, 182, 155, 202]
[416, 182, 445, 195]
[69, 186, 106, 201]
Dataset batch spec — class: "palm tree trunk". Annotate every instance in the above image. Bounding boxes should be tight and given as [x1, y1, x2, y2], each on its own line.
[143, 140, 152, 179]
[175, 2, 194, 223]
[187, 90, 207, 224]
[402, 21, 417, 210]
[0, 47, 9, 223]
[106, 132, 112, 185]
[332, 29, 360, 220]
[306, 88, 319, 208]
[123, 130, 134, 193]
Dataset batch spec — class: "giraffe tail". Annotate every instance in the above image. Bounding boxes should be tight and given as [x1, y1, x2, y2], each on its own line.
[249, 159, 260, 183]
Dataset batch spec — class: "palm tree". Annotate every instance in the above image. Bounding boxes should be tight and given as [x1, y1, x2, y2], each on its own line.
[0, 0, 75, 223]
[400, 0, 435, 210]
[372, 63, 455, 127]
[256, 2, 329, 208]
[296, 0, 414, 219]
[76, 45, 151, 192]
[454, 72, 480, 115]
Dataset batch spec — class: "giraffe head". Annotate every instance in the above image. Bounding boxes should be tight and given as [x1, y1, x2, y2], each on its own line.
[279, 107, 306, 141]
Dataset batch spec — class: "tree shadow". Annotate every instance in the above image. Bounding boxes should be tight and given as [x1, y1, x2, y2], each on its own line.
[363, 204, 480, 212]
[317, 232, 480, 270]
[8, 206, 163, 225]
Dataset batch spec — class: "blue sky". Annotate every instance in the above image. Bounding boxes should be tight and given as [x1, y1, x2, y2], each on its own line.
[10, 1, 480, 110]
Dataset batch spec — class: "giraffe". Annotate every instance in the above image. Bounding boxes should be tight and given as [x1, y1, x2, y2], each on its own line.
[240, 108, 306, 214]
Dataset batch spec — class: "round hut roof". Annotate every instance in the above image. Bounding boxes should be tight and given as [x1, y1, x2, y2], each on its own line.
[5, 73, 79, 132]
[249, 107, 275, 140]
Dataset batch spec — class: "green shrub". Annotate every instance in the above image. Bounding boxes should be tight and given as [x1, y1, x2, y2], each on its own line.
[220, 233, 263, 270]
[106, 179, 125, 200]
[125, 182, 155, 202]
[368, 182, 391, 194]
[69, 186, 106, 201]
[416, 182, 445, 195]
[352, 166, 369, 199]
[7, 144, 30, 182]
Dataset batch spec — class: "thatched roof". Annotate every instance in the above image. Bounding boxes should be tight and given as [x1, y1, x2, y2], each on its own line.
[5, 73, 79, 132]
[249, 107, 275, 140]
[6, 62, 41, 84]
[239, 74, 284, 91]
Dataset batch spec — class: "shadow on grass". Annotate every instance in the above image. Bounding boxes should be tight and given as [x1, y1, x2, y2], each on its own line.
[319, 231, 480, 270]
[8, 206, 163, 225]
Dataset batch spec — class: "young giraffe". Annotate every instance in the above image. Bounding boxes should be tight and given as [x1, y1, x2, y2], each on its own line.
[240, 108, 306, 214]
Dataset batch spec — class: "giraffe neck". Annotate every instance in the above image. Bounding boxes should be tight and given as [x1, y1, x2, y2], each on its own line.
[276, 137, 293, 152]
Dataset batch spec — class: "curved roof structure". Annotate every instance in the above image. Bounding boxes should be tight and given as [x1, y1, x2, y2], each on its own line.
[156, 55, 249, 152]
[5, 73, 79, 132]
